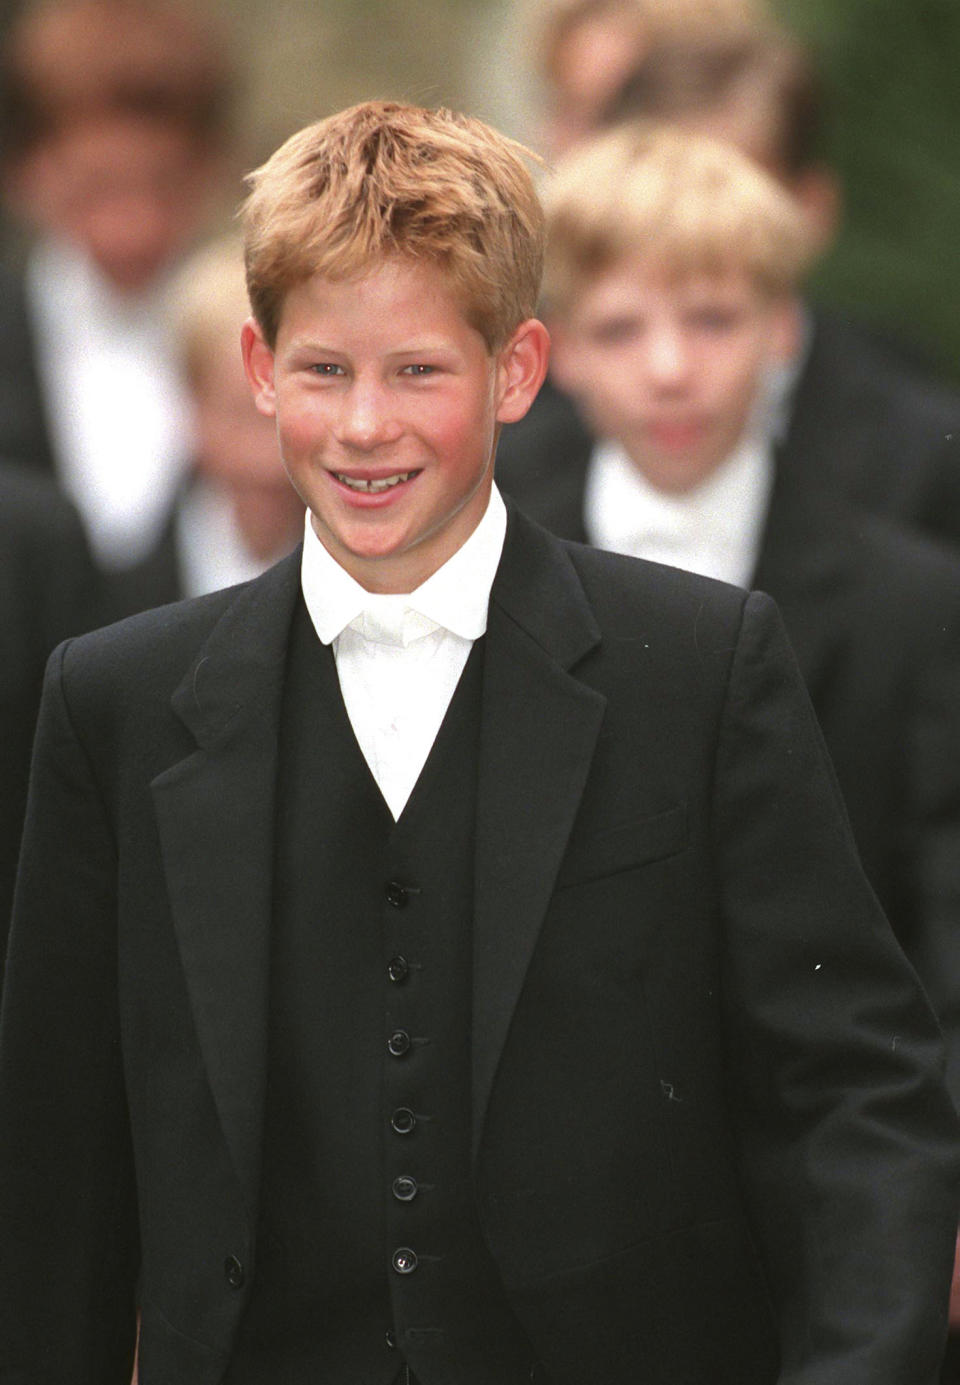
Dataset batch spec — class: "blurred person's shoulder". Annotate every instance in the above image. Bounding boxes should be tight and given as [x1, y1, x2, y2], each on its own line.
[803, 307, 960, 426]
[0, 459, 87, 550]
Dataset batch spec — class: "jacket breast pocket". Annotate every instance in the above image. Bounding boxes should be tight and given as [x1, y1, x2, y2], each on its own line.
[556, 802, 688, 890]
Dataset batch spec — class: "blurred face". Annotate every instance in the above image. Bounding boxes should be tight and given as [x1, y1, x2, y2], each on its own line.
[552, 258, 796, 493]
[193, 338, 306, 560]
[242, 257, 548, 593]
[194, 341, 290, 489]
[546, 12, 647, 158]
[14, 116, 213, 292]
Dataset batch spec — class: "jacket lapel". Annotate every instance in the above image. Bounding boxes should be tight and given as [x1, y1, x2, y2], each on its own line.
[472, 509, 606, 1158]
[751, 465, 854, 700]
[150, 552, 301, 1215]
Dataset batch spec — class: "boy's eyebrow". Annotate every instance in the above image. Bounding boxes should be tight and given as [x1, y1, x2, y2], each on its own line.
[285, 335, 467, 358]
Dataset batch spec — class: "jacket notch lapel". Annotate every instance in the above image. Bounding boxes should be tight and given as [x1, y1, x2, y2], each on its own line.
[151, 554, 300, 1215]
[471, 512, 606, 1159]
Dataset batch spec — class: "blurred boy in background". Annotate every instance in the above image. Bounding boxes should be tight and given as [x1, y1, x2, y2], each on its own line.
[0, 0, 235, 572]
[534, 0, 765, 158]
[107, 236, 304, 617]
[597, 24, 960, 544]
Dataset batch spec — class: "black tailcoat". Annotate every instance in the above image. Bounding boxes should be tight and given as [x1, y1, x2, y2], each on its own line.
[0, 506, 956, 1385]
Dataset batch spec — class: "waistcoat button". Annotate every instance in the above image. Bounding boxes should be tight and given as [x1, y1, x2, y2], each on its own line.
[392, 1175, 418, 1202]
[385, 880, 409, 908]
[224, 1254, 245, 1289]
[391, 1107, 416, 1134]
[392, 1246, 419, 1274]
[387, 955, 409, 983]
[386, 1328, 397, 1349]
[387, 1029, 411, 1057]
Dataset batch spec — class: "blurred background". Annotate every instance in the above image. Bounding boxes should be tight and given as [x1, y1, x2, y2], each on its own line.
[0, 0, 956, 376]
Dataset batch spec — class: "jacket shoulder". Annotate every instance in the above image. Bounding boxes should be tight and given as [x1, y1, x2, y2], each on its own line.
[561, 534, 753, 646]
[51, 582, 264, 750]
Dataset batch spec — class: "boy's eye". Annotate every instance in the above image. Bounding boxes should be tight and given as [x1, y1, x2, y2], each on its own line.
[402, 363, 436, 376]
[309, 363, 345, 376]
[590, 318, 640, 346]
[687, 309, 740, 332]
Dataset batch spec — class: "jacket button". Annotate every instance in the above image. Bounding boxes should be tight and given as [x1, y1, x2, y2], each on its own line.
[391, 1107, 416, 1135]
[224, 1254, 245, 1289]
[392, 1175, 418, 1202]
[386, 1328, 397, 1349]
[392, 1246, 418, 1274]
[387, 955, 409, 983]
[385, 880, 409, 909]
[387, 1029, 411, 1057]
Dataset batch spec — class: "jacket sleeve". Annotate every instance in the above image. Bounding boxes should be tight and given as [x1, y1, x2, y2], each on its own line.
[0, 640, 139, 1385]
[713, 591, 960, 1385]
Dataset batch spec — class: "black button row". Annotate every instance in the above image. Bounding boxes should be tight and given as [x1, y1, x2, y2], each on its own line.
[385, 880, 409, 909]
[392, 1246, 418, 1274]
[387, 955, 409, 984]
[391, 1107, 416, 1135]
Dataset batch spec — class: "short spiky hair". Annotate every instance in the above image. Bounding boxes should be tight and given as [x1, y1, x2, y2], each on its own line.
[543, 120, 812, 312]
[241, 101, 545, 352]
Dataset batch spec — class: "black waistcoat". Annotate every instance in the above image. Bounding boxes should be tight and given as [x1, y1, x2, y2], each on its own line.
[225, 598, 539, 1384]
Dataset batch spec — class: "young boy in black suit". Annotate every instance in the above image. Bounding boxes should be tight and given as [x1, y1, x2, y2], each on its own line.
[0, 100, 956, 1385]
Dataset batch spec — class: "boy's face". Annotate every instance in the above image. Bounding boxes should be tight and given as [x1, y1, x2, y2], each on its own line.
[552, 257, 796, 493]
[242, 257, 547, 592]
[11, 116, 215, 293]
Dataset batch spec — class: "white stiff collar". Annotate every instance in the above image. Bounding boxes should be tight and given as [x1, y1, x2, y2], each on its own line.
[301, 484, 507, 647]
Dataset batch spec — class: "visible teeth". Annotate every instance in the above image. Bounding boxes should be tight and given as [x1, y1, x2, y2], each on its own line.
[335, 472, 413, 493]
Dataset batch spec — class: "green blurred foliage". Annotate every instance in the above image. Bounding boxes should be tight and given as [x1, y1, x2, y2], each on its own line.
[772, 0, 960, 379]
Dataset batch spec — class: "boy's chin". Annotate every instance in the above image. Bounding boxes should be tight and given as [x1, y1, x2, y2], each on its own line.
[631, 448, 727, 496]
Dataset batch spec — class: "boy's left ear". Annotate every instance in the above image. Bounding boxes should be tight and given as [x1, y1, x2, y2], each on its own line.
[495, 318, 551, 424]
[241, 316, 278, 417]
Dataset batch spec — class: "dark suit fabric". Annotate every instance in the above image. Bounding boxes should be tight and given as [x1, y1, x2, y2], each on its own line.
[0, 510, 956, 1385]
[0, 265, 56, 477]
[0, 463, 101, 957]
[98, 510, 181, 623]
[496, 427, 960, 1108]
[779, 311, 960, 547]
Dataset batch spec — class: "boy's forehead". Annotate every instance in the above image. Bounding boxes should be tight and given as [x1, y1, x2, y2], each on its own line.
[572, 253, 773, 316]
[272, 257, 490, 347]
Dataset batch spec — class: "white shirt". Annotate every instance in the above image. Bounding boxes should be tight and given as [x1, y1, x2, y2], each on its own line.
[583, 433, 774, 589]
[301, 486, 507, 819]
[26, 237, 192, 570]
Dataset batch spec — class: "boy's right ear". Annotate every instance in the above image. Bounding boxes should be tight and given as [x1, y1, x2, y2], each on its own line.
[241, 317, 277, 417]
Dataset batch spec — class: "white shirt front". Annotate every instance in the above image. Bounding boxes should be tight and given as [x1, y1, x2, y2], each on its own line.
[583, 432, 774, 589]
[26, 237, 192, 570]
[300, 486, 507, 819]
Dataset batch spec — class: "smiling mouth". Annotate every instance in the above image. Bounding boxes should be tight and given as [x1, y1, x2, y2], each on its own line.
[333, 471, 418, 493]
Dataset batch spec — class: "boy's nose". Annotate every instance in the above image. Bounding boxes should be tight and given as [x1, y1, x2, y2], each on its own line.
[644, 328, 691, 390]
[336, 381, 403, 450]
